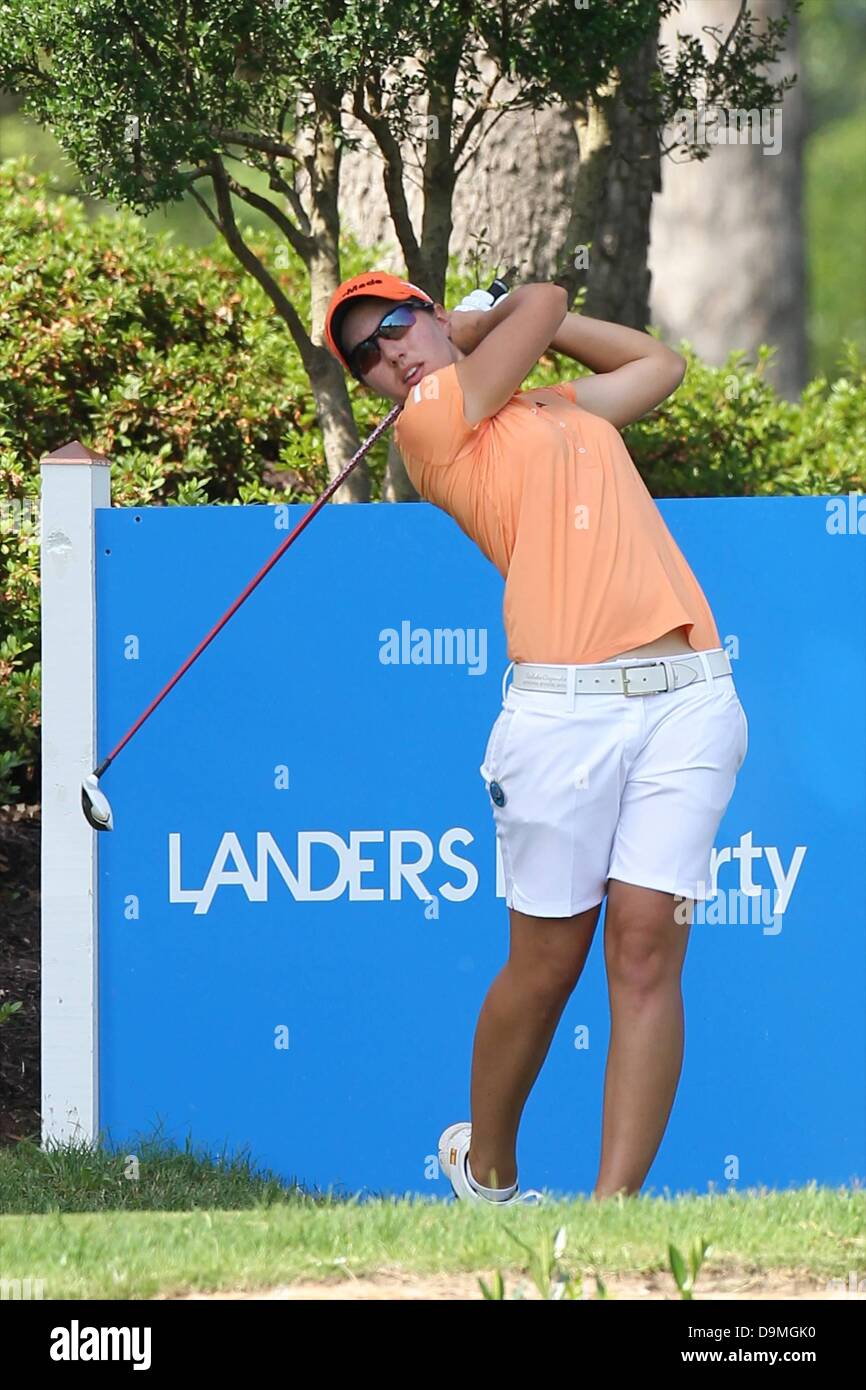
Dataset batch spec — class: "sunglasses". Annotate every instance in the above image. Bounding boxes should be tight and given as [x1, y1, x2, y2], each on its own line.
[344, 299, 434, 380]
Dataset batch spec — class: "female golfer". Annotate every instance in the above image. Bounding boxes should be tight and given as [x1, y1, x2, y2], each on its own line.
[324, 271, 748, 1206]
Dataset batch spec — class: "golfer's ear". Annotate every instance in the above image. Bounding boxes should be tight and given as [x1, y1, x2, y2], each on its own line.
[455, 284, 568, 425]
[428, 302, 450, 337]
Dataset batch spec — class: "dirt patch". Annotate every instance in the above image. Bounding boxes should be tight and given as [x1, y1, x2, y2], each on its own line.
[158, 1265, 856, 1301]
[0, 804, 41, 1146]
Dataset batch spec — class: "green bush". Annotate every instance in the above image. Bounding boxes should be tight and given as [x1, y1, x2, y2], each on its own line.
[1, 155, 864, 804]
[611, 339, 866, 498]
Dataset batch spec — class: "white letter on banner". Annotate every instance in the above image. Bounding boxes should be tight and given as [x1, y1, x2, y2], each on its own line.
[169, 832, 204, 909]
[297, 831, 350, 901]
[731, 829, 763, 896]
[349, 831, 386, 900]
[439, 829, 478, 901]
[194, 832, 262, 915]
[258, 832, 302, 899]
[764, 844, 806, 915]
[390, 831, 434, 899]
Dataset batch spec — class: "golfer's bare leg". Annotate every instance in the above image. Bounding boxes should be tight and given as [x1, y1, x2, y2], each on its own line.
[467, 902, 602, 1189]
[593, 879, 694, 1199]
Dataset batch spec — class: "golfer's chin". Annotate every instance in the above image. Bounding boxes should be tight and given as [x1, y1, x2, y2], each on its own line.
[358, 369, 407, 404]
[372, 355, 450, 403]
[379, 378, 419, 406]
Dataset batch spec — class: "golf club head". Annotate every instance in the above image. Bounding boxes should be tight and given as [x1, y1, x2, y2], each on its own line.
[82, 774, 114, 831]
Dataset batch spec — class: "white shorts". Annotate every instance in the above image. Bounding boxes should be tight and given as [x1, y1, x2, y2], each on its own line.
[479, 647, 748, 916]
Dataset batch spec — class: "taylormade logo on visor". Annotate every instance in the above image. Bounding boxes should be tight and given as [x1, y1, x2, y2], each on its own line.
[378, 621, 487, 674]
[342, 276, 427, 296]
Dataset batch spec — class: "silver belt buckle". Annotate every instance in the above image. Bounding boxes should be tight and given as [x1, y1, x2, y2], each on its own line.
[622, 660, 669, 696]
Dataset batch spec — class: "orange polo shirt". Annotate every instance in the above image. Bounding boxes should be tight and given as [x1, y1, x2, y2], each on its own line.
[393, 362, 722, 665]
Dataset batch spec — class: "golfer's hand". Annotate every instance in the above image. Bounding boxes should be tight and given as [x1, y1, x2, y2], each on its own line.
[448, 307, 492, 355]
[450, 282, 512, 353]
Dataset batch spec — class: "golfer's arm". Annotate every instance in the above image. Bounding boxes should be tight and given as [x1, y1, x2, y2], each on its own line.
[550, 312, 683, 374]
[456, 284, 568, 424]
[462, 298, 678, 367]
[551, 312, 686, 428]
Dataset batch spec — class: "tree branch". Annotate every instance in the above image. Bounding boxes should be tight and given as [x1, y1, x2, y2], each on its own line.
[265, 159, 312, 238]
[180, 167, 214, 187]
[115, 0, 164, 72]
[708, 0, 749, 76]
[214, 125, 313, 238]
[188, 183, 224, 234]
[215, 128, 298, 160]
[221, 170, 312, 262]
[453, 100, 514, 178]
[350, 84, 420, 271]
[276, 98, 292, 143]
[208, 157, 315, 368]
[451, 68, 504, 165]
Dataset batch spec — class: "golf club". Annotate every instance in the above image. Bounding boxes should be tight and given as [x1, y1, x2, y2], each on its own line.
[81, 268, 516, 831]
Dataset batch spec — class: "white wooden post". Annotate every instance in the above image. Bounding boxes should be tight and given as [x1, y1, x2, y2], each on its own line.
[39, 441, 111, 1148]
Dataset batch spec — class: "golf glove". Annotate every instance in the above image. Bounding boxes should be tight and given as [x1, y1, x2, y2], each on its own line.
[452, 287, 507, 313]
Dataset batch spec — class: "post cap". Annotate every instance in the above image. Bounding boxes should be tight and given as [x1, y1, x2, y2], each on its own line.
[40, 440, 111, 466]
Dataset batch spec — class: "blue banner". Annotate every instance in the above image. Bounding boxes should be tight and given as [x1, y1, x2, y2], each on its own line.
[95, 496, 866, 1198]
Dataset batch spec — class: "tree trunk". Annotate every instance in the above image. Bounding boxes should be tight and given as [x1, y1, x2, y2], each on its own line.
[379, 437, 412, 501]
[416, 75, 458, 302]
[307, 345, 372, 502]
[572, 29, 661, 329]
[297, 90, 370, 500]
[649, 0, 808, 397]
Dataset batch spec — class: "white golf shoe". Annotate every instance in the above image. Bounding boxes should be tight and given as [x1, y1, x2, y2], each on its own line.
[438, 1123, 544, 1206]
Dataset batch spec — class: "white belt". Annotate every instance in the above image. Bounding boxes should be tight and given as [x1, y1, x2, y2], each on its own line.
[510, 648, 732, 697]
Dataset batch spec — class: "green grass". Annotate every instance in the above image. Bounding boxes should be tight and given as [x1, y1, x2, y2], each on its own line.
[0, 1132, 313, 1215]
[0, 1133, 863, 1299]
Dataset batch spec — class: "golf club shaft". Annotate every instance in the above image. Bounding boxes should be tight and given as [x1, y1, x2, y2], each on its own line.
[94, 402, 400, 777]
[93, 268, 515, 779]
